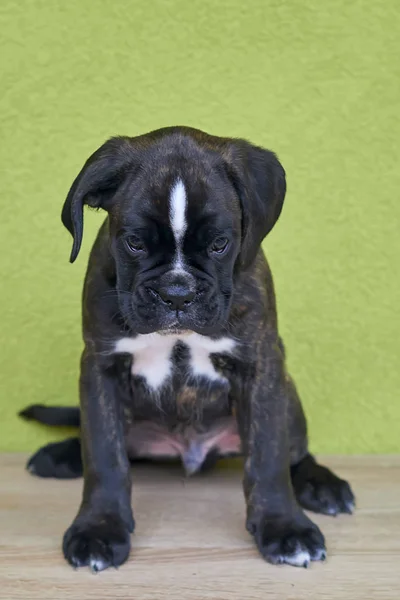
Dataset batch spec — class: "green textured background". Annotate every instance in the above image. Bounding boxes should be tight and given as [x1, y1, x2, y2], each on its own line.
[1, 1, 399, 453]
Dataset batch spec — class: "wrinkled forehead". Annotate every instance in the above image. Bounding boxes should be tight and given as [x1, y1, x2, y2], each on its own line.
[114, 149, 241, 234]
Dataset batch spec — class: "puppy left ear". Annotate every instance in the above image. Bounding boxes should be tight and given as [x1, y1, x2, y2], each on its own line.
[61, 136, 134, 263]
[224, 140, 286, 269]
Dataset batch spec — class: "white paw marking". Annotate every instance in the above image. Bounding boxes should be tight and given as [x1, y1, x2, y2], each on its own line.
[89, 556, 108, 573]
[283, 549, 311, 567]
[169, 179, 187, 273]
[115, 333, 235, 390]
[326, 506, 339, 516]
[277, 546, 326, 567]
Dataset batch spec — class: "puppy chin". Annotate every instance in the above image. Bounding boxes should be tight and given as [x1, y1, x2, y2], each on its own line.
[125, 311, 226, 337]
[122, 290, 232, 336]
[172, 314, 227, 337]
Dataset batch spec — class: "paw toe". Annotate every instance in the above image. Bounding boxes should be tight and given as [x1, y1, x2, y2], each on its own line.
[339, 481, 356, 513]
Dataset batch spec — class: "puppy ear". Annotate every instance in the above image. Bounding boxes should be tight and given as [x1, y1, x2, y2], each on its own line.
[61, 137, 134, 263]
[224, 140, 286, 269]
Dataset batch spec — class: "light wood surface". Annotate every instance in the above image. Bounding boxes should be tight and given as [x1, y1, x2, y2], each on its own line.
[0, 455, 399, 599]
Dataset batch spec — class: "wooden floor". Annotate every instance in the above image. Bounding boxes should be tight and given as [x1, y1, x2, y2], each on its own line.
[0, 455, 399, 599]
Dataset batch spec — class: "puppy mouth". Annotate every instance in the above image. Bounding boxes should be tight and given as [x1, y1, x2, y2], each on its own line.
[157, 327, 192, 336]
[127, 295, 226, 336]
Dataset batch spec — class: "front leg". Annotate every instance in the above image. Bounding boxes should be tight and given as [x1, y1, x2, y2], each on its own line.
[236, 338, 326, 568]
[63, 349, 134, 572]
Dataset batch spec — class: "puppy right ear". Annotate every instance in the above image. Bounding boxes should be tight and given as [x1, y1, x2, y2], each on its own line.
[61, 137, 134, 263]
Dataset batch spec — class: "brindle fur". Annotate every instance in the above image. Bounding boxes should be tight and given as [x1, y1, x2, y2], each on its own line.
[20, 127, 354, 571]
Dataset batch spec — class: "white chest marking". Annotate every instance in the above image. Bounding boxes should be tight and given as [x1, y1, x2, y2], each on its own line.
[169, 179, 187, 272]
[114, 333, 235, 391]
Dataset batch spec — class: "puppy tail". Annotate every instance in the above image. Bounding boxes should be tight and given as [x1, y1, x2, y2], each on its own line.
[19, 404, 80, 428]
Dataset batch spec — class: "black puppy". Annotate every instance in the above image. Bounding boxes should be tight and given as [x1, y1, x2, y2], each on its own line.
[20, 127, 354, 572]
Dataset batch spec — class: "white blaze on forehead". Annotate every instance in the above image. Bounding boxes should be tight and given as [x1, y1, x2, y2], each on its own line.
[169, 179, 187, 240]
[169, 179, 187, 271]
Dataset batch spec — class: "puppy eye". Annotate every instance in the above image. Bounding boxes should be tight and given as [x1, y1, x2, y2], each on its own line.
[209, 237, 229, 255]
[125, 236, 146, 254]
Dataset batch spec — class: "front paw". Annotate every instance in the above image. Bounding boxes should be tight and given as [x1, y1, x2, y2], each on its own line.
[63, 514, 132, 572]
[250, 514, 326, 568]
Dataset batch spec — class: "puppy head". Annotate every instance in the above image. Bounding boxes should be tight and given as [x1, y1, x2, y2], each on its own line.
[62, 127, 286, 335]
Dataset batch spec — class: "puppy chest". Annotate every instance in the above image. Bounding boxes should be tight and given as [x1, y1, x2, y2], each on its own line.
[114, 333, 235, 391]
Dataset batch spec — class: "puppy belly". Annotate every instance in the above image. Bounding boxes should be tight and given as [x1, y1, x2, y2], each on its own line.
[126, 416, 241, 475]
[126, 421, 182, 459]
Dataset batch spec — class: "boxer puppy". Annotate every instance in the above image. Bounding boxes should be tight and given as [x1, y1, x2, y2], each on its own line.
[20, 126, 354, 571]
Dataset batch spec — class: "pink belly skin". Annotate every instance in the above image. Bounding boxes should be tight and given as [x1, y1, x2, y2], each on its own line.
[126, 416, 241, 475]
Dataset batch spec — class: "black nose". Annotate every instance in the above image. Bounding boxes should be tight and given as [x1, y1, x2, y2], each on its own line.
[148, 272, 196, 311]
[156, 282, 195, 310]
[148, 272, 196, 310]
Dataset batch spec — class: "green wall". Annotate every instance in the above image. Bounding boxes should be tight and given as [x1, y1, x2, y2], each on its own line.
[1, 1, 399, 453]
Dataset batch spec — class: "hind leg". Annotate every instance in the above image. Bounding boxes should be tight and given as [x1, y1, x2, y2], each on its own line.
[282, 339, 355, 516]
[27, 437, 83, 479]
[290, 453, 354, 515]
[20, 405, 83, 478]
